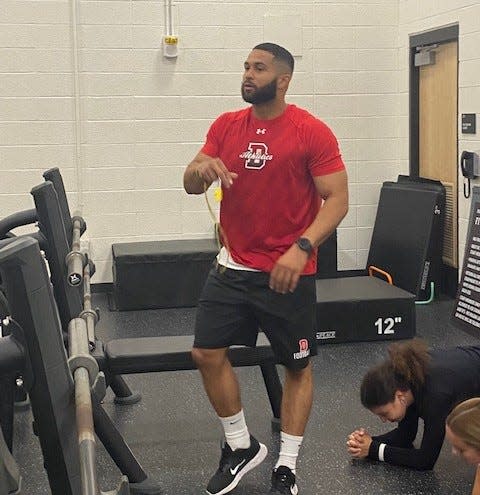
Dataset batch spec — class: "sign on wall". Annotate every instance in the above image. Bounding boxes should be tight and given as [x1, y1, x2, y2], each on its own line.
[462, 113, 476, 134]
[452, 187, 480, 332]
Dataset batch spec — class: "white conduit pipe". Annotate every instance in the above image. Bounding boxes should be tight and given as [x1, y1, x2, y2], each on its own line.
[165, 0, 173, 36]
[70, 0, 84, 212]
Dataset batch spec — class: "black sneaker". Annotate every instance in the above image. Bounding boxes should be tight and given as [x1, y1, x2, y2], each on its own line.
[206, 435, 267, 495]
[269, 466, 299, 494]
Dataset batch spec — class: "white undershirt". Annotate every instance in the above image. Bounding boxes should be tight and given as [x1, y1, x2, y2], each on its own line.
[216, 246, 260, 272]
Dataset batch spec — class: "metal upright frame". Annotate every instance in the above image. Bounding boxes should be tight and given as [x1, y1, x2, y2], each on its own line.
[0, 237, 82, 495]
[31, 182, 161, 494]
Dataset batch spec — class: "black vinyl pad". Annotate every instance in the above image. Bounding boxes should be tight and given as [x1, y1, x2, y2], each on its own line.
[105, 332, 275, 374]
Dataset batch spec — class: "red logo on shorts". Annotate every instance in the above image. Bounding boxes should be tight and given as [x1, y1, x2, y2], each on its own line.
[294, 339, 310, 360]
[299, 339, 309, 352]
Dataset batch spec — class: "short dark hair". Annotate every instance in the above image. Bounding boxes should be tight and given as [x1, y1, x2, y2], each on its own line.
[253, 42, 294, 73]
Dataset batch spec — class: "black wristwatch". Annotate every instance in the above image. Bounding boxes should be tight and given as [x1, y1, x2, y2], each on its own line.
[295, 237, 313, 256]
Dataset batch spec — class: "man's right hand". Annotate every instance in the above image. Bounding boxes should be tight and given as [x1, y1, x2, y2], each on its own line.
[196, 157, 238, 189]
[184, 152, 238, 194]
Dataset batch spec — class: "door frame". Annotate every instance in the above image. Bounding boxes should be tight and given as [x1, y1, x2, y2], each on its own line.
[409, 23, 459, 296]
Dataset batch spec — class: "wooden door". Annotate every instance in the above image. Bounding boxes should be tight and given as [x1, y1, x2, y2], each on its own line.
[419, 40, 458, 268]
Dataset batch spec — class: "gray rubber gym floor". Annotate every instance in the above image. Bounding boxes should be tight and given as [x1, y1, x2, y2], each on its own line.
[13, 294, 479, 495]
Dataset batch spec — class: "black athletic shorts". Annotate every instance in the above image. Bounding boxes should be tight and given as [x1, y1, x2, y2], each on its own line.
[194, 263, 317, 370]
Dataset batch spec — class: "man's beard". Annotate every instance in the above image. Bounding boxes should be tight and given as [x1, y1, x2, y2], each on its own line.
[241, 78, 277, 104]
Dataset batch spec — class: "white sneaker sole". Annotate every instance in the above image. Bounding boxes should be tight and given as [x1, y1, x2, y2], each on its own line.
[206, 443, 268, 495]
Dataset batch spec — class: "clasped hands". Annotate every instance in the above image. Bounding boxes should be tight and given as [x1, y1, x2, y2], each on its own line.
[347, 428, 372, 459]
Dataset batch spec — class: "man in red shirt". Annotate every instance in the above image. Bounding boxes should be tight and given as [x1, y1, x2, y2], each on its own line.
[183, 42, 348, 494]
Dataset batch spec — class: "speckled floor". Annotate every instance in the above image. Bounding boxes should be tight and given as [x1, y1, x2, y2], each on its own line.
[12, 294, 480, 495]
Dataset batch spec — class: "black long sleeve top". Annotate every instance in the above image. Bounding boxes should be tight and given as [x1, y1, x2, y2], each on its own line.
[368, 346, 480, 470]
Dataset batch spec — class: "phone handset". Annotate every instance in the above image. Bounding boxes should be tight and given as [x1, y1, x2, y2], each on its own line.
[461, 151, 479, 198]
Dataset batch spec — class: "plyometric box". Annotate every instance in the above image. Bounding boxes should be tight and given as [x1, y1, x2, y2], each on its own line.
[112, 233, 337, 310]
[315, 276, 416, 344]
[112, 239, 219, 311]
[367, 177, 445, 301]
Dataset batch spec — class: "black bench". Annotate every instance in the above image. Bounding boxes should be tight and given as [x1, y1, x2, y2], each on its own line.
[97, 332, 282, 427]
[105, 333, 274, 373]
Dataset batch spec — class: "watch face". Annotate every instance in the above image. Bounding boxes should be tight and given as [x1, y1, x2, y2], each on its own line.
[297, 238, 312, 253]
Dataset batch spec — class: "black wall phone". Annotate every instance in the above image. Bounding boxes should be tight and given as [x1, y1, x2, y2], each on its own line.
[461, 151, 480, 198]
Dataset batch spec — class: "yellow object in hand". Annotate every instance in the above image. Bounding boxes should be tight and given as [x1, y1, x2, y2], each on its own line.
[214, 185, 223, 202]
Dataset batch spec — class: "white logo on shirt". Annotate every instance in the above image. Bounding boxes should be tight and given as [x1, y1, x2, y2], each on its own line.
[256, 128, 266, 134]
[239, 142, 273, 170]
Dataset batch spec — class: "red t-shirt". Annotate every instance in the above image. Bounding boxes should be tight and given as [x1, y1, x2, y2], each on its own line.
[201, 104, 345, 274]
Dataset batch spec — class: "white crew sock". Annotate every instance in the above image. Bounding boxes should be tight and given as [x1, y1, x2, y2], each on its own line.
[219, 409, 251, 451]
[275, 431, 303, 474]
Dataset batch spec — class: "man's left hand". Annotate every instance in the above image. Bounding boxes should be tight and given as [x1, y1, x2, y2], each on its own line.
[269, 244, 309, 294]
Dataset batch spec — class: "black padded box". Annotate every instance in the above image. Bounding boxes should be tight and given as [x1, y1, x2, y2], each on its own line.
[112, 233, 338, 311]
[367, 177, 445, 300]
[112, 239, 218, 310]
[315, 276, 416, 344]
